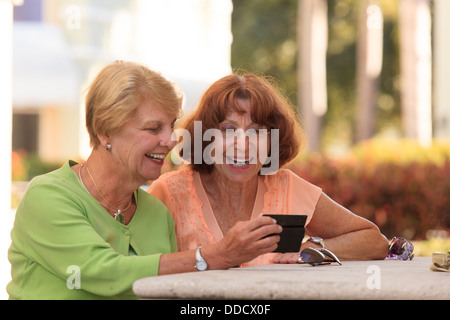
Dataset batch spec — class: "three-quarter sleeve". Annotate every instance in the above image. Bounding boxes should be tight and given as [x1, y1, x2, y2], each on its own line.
[8, 165, 176, 299]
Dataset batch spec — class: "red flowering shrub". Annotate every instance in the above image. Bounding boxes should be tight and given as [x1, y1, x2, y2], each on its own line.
[11, 150, 28, 181]
[288, 141, 450, 240]
[11, 150, 62, 181]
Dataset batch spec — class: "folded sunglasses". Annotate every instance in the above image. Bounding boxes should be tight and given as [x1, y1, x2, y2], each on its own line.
[297, 247, 342, 266]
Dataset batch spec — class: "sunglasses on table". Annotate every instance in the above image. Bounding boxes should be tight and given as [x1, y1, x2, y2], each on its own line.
[297, 247, 342, 266]
[387, 237, 414, 261]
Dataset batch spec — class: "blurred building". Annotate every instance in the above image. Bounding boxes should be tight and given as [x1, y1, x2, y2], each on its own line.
[433, 0, 450, 139]
[12, 0, 233, 162]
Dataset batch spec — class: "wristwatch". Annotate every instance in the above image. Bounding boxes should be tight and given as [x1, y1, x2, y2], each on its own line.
[304, 235, 325, 248]
[195, 246, 208, 271]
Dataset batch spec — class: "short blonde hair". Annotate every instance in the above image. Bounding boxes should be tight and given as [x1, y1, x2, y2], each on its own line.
[85, 61, 183, 148]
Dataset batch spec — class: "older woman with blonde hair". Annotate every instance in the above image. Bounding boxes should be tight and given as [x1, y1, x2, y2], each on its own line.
[8, 62, 281, 299]
[149, 71, 389, 266]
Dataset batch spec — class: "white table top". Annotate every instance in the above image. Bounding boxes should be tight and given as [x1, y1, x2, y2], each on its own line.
[133, 257, 449, 300]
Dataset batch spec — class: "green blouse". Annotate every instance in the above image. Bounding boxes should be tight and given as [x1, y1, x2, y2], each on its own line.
[8, 161, 177, 300]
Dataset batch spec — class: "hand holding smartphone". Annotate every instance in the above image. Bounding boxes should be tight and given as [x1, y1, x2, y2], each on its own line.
[263, 214, 307, 253]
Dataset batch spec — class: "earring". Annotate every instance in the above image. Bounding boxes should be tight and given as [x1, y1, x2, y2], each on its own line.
[106, 143, 112, 151]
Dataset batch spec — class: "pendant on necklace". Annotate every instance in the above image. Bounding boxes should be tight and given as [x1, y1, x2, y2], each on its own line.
[114, 210, 125, 224]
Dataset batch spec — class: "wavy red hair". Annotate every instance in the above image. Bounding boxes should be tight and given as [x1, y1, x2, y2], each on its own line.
[180, 71, 306, 173]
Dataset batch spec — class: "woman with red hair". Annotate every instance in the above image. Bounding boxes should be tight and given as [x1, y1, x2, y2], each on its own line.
[149, 72, 389, 267]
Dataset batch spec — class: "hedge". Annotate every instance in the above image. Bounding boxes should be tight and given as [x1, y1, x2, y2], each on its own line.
[289, 140, 450, 240]
[12, 140, 450, 240]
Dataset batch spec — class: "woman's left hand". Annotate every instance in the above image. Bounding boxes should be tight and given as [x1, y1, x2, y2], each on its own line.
[273, 252, 300, 264]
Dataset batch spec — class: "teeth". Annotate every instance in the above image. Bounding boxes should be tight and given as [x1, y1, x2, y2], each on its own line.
[234, 161, 248, 167]
[227, 156, 251, 166]
[147, 153, 165, 161]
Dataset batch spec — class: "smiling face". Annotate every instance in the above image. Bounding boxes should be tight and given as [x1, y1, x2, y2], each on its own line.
[211, 99, 270, 184]
[106, 99, 176, 184]
[182, 72, 305, 177]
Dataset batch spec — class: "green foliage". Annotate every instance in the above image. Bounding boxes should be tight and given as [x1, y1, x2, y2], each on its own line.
[289, 140, 450, 240]
[231, 0, 402, 150]
[352, 139, 450, 165]
[231, 0, 298, 100]
[413, 237, 450, 257]
[11, 151, 63, 208]
[11, 150, 62, 181]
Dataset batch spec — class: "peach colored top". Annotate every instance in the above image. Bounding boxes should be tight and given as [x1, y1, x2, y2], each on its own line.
[148, 167, 322, 266]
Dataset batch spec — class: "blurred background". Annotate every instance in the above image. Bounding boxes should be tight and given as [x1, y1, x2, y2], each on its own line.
[1, 0, 449, 298]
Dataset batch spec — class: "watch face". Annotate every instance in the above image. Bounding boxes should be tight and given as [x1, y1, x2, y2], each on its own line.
[196, 260, 207, 271]
[310, 237, 323, 243]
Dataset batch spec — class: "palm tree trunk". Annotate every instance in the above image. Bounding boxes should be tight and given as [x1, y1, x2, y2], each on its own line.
[399, 0, 432, 146]
[356, 0, 383, 142]
[297, 0, 328, 152]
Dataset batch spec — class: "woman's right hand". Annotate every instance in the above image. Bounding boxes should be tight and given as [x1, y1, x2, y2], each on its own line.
[203, 216, 282, 269]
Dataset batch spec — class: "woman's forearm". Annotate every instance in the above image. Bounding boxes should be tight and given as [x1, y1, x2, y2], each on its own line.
[158, 243, 234, 275]
[305, 227, 389, 261]
[158, 216, 282, 275]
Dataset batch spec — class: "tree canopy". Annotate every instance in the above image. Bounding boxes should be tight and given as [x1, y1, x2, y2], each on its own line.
[231, 0, 401, 153]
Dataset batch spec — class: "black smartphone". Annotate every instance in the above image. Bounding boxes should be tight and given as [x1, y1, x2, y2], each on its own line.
[263, 214, 307, 253]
